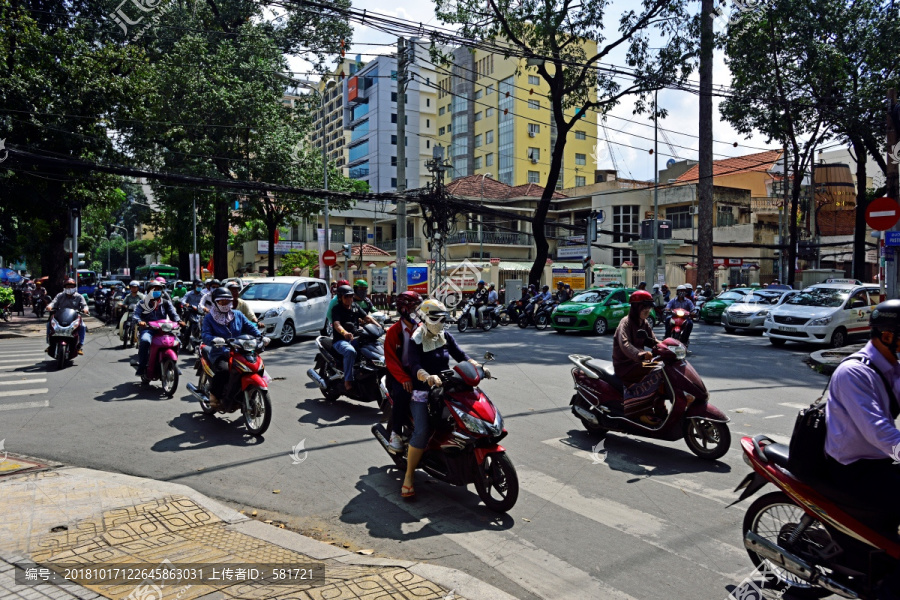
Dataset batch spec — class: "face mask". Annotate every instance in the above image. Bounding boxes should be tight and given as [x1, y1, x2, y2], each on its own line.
[216, 302, 232, 313]
[152, 290, 162, 299]
[65, 288, 76, 296]
[425, 321, 444, 335]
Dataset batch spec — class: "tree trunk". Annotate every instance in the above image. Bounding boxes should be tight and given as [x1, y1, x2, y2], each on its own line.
[267, 220, 277, 276]
[529, 107, 568, 287]
[787, 161, 803, 287]
[697, 0, 715, 288]
[214, 197, 229, 279]
[47, 215, 69, 297]
[177, 249, 190, 282]
[851, 138, 868, 281]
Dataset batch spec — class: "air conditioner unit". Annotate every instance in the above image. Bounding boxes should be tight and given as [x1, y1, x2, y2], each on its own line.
[531, 158, 538, 164]
[689, 206, 698, 215]
[346, 218, 354, 225]
[528, 131, 536, 138]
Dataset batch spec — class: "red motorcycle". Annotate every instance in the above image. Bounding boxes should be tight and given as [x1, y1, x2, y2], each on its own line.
[664, 307, 696, 344]
[732, 434, 900, 598]
[372, 353, 519, 512]
[567, 338, 731, 460]
[186, 334, 273, 436]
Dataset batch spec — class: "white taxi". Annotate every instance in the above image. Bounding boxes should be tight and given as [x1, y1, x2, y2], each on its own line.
[764, 282, 880, 348]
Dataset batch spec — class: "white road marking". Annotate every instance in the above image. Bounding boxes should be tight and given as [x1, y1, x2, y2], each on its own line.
[779, 402, 808, 410]
[0, 357, 44, 363]
[731, 408, 763, 415]
[0, 364, 35, 370]
[0, 372, 41, 378]
[0, 400, 49, 411]
[0, 352, 46, 357]
[0, 388, 48, 398]
[764, 414, 785, 419]
[0, 379, 46, 386]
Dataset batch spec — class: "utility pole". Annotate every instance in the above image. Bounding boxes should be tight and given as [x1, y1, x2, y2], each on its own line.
[782, 146, 789, 283]
[887, 89, 899, 299]
[651, 88, 659, 286]
[396, 37, 409, 292]
[192, 197, 198, 281]
[697, 0, 714, 289]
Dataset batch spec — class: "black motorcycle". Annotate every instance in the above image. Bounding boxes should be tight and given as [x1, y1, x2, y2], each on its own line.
[517, 299, 557, 331]
[179, 302, 203, 354]
[48, 308, 82, 369]
[307, 323, 391, 416]
[32, 294, 47, 319]
[457, 298, 492, 332]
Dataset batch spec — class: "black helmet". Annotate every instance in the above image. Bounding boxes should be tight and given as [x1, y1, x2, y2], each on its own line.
[192, 279, 202, 287]
[871, 300, 900, 334]
[211, 288, 232, 302]
[209, 279, 221, 287]
[337, 285, 354, 297]
[225, 281, 241, 290]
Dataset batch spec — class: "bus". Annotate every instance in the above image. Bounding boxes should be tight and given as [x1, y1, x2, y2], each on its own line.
[135, 264, 180, 282]
[75, 269, 98, 296]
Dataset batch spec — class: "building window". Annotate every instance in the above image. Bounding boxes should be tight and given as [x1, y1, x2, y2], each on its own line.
[527, 147, 540, 161]
[426, 119, 430, 128]
[475, 134, 483, 148]
[575, 130, 586, 140]
[447, 123, 452, 132]
[527, 171, 540, 183]
[718, 206, 736, 227]
[391, 113, 396, 123]
[426, 140, 430, 148]
[575, 176, 586, 187]
[528, 123, 540, 136]
[485, 130, 494, 144]
[666, 205, 692, 229]
[390, 178, 407, 188]
[474, 156, 482, 169]
[528, 75, 540, 85]
[426, 98, 430, 107]
[486, 107, 494, 117]
[391, 135, 397, 145]
[391, 92, 397, 102]
[349, 161, 369, 179]
[485, 84, 494, 95]
[485, 153, 494, 166]
[498, 76, 515, 185]
[475, 89, 483, 100]
[612, 248, 639, 267]
[351, 225, 367, 243]
[351, 103, 369, 121]
[391, 70, 397, 80]
[391, 156, 397, 166]
[348, 141, 369, 162]
[528, 99, 540, 110]
[612, 205, 640, 244]
[350, 119, 369, 141]
[439, 126, 446, 135]
[475, 111, 482, 122]
[439, 106, 445, 116]
[575, 153, 586, 166]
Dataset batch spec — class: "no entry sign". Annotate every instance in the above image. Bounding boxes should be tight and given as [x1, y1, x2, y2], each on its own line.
[322, 249, 338, 267]
[865, 197, 900, 231]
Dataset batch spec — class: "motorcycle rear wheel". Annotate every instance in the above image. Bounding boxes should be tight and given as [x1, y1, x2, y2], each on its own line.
[481, 318, 492, 331]
[498, 311, 510, 326]
[458, 317, 469, 333]
[317, 358, 341, 402]
[683, 418, 730, 460]
[197, 372, 216, 415]
[535, 314, 550, 331]
[473, 452, 519, 512]
[161, 359, 179, 398]
[517, 316, 529, 329]
[243, 387, 272, 436]
[742, 491, 832, 599]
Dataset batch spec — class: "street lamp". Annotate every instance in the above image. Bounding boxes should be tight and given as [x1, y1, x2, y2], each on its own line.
[111, 225, 129, 277]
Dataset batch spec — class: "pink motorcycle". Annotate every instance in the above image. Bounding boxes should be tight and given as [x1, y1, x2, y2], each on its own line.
[142, 319, 181, 397]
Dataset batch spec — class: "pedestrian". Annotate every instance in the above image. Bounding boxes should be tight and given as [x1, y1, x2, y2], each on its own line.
[637, 281, 647, 291]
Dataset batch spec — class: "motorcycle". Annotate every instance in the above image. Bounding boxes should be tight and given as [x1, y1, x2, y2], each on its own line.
[180, 303, 203, 354]
[137, 319, 181, 397]
[731, 434, 900, 599]
[485, 304, 505, 328]
[307, 323, 391, 414]
[457, 298, 492, 332]
[48, 308, 83, 369]
[664, 307, 696, 345]
[187, 335, 272, 436]
[371, 352, 519, 512]
[32, 294, 47, 319]
[567, 337, 731, 460]
[119, 302, 137, 349]
[518, 299, 557, 331]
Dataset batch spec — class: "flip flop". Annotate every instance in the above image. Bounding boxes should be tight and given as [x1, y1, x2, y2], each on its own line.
[401, 485, 415, 499]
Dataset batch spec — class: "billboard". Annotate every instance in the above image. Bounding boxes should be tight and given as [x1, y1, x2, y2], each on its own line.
[393, 266, 428, 293]
[347, 76, 359, 102]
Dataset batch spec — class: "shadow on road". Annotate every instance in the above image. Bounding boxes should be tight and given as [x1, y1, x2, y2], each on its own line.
[93, 381, 173, 402]
[295, 397, 384, 429]
[151, 411, 266, 452]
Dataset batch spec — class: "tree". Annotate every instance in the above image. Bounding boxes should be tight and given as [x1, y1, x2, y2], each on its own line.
[434, 0, 697, 285]
[277, 250, 320, 276]
[721, 0, 831, 286]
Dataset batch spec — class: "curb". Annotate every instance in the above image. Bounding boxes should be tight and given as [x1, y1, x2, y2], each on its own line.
[2, 460, 517, 600]
[807, 343, 866, 375]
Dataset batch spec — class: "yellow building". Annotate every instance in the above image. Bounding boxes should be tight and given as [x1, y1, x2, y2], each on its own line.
[433, 43, 599, 189]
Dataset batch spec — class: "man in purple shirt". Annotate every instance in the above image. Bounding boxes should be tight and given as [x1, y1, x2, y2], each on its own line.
[824, 300, 900, 549]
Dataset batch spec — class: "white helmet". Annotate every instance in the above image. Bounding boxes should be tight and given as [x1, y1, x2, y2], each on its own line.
[684, 283, 693, 290]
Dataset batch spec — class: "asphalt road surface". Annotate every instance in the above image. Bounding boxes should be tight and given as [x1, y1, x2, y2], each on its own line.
[0, 319, 828, 600]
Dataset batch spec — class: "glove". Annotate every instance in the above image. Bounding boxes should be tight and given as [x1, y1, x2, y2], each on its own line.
[426, 375, 442, 388]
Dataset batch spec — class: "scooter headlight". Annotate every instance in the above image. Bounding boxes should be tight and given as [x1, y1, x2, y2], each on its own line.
[671, 344, 687, 360]
[160, 322, 174, 333]
[450, 405, 489, 435]
[240, 338, 259, 352]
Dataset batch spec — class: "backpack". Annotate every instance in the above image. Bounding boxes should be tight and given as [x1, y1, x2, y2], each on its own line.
[788, 355, 899, 482]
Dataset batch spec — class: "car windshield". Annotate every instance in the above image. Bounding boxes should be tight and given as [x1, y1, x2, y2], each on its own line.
[717, 292, 744, 301]
[787, 288, 848, 308]
[741, 292, 783, 305]
[571, 289, 612, 304]
[240, 283, 293, 302]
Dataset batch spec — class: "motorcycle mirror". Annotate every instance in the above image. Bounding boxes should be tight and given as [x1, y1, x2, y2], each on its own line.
[483, 352, 495, 362]
[262, 337, 271, 346]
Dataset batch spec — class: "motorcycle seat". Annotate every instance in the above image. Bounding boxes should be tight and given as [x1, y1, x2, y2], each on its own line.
[762, 442, 791, 469]
[584, 359, 625, 393]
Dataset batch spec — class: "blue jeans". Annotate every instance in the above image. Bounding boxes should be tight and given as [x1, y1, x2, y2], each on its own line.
[136, 330, 154, 374]
[408, 400, 432, 449]
[333, 340, 357, 382]
[46, 321, 86, 346]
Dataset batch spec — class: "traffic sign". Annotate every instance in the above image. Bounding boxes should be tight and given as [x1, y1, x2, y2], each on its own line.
[865, 197, 900, 230]
[886, 231, 900, 246]
[322, 249, 338, 267]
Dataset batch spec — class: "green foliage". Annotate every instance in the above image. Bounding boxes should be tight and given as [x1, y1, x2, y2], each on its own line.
[0, 287, 14, 306]
[277, 250, 320, 276]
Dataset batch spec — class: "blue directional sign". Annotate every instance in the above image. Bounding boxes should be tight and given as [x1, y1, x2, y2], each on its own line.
[886, 231, 900, 246]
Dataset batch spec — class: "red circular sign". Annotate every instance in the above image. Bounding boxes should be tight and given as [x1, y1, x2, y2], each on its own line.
[322, 250, 338, 267]
[865, 197, 900, 231]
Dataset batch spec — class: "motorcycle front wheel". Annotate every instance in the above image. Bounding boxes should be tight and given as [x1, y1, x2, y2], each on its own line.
[243, 387, 272, 436]
[498, 311, 510, 326]
[473, 452, 519, 512]
[535, 314, 550, 331]
[160, 359, 179, 398]
[457, 316, 469, 333]
[683, 418, 730, 460]
[197, 372, 216, 415]
[742, 491, 832, 599]
[55, 346, 66, 370]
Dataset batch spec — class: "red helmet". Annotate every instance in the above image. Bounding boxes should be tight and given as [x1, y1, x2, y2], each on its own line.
[336, 279, 350, 287]
[396, 291, 422, 314]
[629, 290, 654, 305]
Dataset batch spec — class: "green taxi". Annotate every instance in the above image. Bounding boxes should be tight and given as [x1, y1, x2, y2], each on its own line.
[698, 288, 755, 324]
[551, 287, 658, 335]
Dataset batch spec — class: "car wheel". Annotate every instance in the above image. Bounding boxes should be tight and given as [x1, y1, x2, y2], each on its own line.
[830, 327, 847, 348]
[593, 317, 608, 336]
[280, 320, 296, 345]
[723, 326, 735, 334]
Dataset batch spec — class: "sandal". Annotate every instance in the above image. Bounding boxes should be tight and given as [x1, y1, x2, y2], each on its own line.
[401, 484, 415, 499]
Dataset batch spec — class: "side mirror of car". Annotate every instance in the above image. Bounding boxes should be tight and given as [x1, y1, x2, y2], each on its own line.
[293, 294, 308, 303]
[849, 299, 866, 309]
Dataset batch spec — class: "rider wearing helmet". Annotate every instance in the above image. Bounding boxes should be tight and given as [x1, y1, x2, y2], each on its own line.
[117, 281, 145, 341]
[201, 287, 262, 409]
[331, 285, 380, 391]
[555, 281, 571, 303]
[183, 279, 205, 309]
[613, 290, 663, 426]
[384, 291, 423, 453]
[665, 285, 695, 346]
[133, 279, 182, 378]
[353, 279, 375, 314]
[171, 279, 187, 299]
[322, 279, 351, 335]
[822, 300, 900, 559]
[46, 278, 90, 355]
[199, 279, 222, 313]
[473, 280, 490, 326]
[532, 284, 552, 318]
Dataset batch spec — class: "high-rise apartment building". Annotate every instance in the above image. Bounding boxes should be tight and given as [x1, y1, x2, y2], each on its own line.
[307, 58, 361, 175]
[433, 44, 599, 188]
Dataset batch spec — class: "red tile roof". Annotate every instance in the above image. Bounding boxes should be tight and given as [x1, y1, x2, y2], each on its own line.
[675, 150, 783, 184]
[350, 244, 392, 256]
[445, 175, 568, 200]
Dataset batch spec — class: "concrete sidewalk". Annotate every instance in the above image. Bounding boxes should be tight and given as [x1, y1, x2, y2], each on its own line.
[0, 312, 106, 340]
[0, 454, 515, 600]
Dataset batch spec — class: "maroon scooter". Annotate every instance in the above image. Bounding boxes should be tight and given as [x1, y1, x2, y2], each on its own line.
[567, 338, 731, 460]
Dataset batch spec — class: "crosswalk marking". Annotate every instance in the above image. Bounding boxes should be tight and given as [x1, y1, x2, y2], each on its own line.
[0, 388, 49, 398]
[731, 407, 763, 414]
[0, 364, 35, 370]
[764, 414, 785, 419]
[0, 379, 46, 386]
[0, 400, 49, 411]
[0, 352, 46, 357]
[0, 357, 44, 363]
[779, 402, 808, 410]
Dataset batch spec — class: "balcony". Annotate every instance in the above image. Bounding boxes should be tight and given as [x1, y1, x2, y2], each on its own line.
[446, 230, 530, 246]
[379, 237, 422, 252]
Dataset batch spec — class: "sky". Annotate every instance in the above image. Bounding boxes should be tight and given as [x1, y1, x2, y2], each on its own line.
[285, 0, 836, 183]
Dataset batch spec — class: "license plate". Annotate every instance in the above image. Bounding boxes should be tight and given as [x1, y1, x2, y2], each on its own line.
[777, 326, 797, 332]
[557, 317, 574, 324]
[730, 318, 749, 325]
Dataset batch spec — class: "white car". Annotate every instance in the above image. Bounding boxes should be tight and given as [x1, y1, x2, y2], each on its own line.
[764, 283, 880, 348]
[721, 289, 799, 333]
[239, 277, 331, 345]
